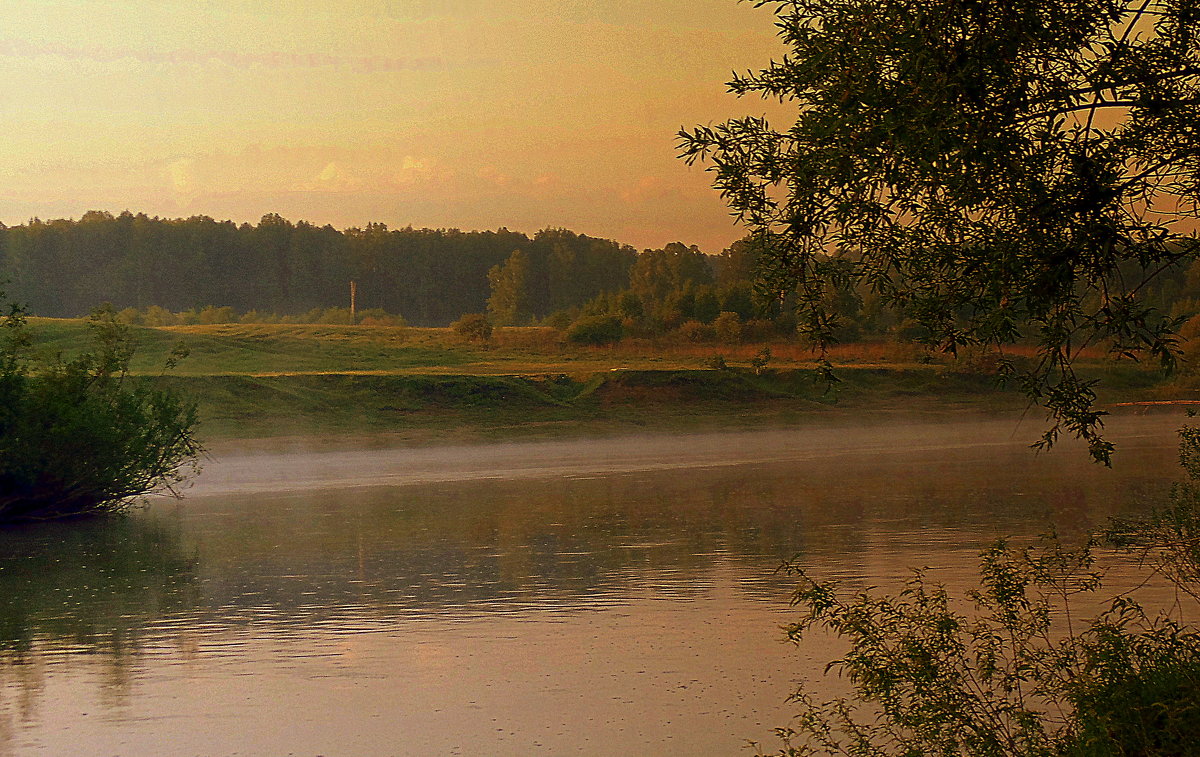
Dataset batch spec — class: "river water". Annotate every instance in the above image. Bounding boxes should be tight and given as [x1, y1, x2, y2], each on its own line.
[0, 415, 1185, 756]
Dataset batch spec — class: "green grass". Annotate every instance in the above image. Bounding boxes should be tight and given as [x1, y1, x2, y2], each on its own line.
[23, 318, 1181, 444]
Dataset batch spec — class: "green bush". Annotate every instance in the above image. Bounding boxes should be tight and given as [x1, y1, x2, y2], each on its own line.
[0, 302, 202, 523]
[452, 313, 493, 343]
[713, 311, 743, 344]
[541, 308, 577, 330]
[565, 314, 624, 346]
[198, 305, 237, 325]
[315, 307, 354, 325]
[141, 305, 178, 327]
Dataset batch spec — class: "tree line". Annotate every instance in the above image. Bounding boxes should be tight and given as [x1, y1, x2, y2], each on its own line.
[0, 211, 630, 326]
[2, 210, 1198, 346]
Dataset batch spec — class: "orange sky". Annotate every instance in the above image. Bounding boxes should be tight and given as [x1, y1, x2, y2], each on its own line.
[1, 0, 788, 251]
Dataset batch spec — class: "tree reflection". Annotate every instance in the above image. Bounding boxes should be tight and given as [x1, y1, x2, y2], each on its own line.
[0, 514, 196, 656]
[0, 513, 197, 743]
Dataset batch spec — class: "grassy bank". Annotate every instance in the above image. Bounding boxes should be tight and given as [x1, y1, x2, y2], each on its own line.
[25, 318, 1184, 445]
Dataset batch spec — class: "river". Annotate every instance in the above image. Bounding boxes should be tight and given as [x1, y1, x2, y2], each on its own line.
[0, 414, 1184, 756]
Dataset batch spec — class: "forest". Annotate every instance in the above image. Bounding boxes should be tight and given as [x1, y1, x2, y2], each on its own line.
[2, 210, 1198, 349]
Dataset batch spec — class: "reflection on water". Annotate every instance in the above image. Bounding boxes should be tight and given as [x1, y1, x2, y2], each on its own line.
[0, 417, 1184, 755]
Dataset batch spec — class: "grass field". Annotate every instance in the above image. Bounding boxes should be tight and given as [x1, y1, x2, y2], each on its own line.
[24, 318, 1182, 445]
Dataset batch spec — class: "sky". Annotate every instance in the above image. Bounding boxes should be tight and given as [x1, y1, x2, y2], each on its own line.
[1, 0, 789, 251]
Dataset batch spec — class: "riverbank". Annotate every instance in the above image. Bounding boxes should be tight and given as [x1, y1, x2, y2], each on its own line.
[167, 366, 1034, 447]
[182, 364, 1188, 457]
[26, 318, 1191, 448]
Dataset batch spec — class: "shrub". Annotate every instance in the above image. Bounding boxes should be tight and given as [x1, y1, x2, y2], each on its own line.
[542, 309, 577, 330]
[357, 308, 406, 327]
[175, 308, 200, 325]
[713, 311, 743, 344]
[750, 347, 771, 375]
[452, 313, 493, 343]
[742, 318, 783, 342]
[565, 314, 624, 346]
[141, 305, 177, 327]
[198, 305, 236, 325]
[0, 302, 202, 523]
[677, 320, 715, 343]
[764, 427, 1200, 757]
[316, 307, 354, 325]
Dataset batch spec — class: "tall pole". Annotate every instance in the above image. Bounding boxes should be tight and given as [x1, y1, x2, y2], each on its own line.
[350, 280, 357, 323]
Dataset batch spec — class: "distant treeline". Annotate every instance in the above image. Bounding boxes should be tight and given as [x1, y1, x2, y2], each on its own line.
[0, 211, 631, 326]
[2, 210, 1197, 341]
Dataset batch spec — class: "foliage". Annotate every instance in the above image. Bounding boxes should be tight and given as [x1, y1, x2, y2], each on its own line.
[763, 428, 1200, 757]
[565, 314, 625, 346]
[0, 213, 632, 327]
[542, 308, 578, 330]
[681, 0, 1200, 463]
[0, 301, 202, 522]
[677, 319, 716, 343]
[451, 312, 493, 343]
[111, 303, 407, 327]
[487, 249, 533, 325]
[751, 347, 773, 375]
[356, 308, 406, 327]
[715, 311, 745, 344]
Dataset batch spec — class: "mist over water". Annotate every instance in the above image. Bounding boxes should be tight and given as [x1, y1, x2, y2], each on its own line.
[0, 415, 1183, 756]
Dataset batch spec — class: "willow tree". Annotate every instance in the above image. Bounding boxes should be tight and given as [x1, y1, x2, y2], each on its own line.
[0, 302, 201, 523]
[681, 0, 1200, 462]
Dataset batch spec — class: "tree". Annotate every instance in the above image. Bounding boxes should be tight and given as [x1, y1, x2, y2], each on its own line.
[0, 301, 202, 522]
[487, 249, 533, 325]
[681, 0, 1200, 463]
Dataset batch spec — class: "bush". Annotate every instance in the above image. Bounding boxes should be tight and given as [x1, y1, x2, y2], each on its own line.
[316, 307, 354, 325]
[763, 427, 1200, 757]
[565, 314, 624, 346]
[357, 308, 406, 327]
[0, 302, 202, 523]
[750, 347, 771, 375]
[452, 313, 493, 343]
[713, 311, 743, 344]
[677, 320, 715, 343]
[141, 305, 178, 327]
[742, 318, 784, 342]
[542, 309, 577, 330]
[198, 305, 236, 325]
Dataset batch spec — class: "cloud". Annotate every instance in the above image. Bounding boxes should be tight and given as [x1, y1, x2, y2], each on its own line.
[167, 157, 197, 195]
[302, 161, 363, 192]
[392, 155, 454, 188]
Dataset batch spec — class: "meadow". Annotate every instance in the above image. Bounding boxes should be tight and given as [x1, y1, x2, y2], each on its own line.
[25, 318, 1176, 445]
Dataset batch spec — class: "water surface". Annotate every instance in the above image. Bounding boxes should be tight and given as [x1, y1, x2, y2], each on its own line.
[0, 415, 1183, 755]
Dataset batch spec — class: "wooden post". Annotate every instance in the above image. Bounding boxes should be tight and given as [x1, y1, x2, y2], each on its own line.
[349, 280, 357, 323]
